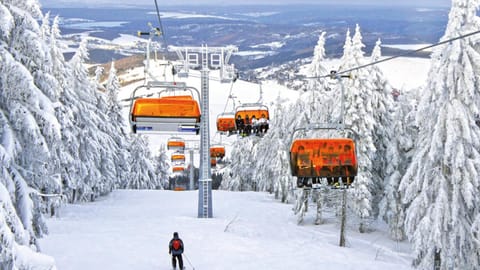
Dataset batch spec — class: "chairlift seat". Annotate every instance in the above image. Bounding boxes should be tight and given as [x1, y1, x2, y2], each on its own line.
[167, 137, 186, 151]
[235, 107, 269, 122]
[216, 113, 236, 133]
[210, 145, 226, 158]
[290, 138, 357, 183]
[172, 166, 185, 172]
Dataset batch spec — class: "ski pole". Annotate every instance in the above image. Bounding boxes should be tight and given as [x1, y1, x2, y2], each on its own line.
[183, 253, 195, 270]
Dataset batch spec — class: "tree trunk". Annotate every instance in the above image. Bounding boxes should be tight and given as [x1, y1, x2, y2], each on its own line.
[339, 188, 347, 247]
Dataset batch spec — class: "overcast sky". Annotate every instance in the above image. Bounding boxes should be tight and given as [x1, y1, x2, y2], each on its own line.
[41, 0, 451, 8]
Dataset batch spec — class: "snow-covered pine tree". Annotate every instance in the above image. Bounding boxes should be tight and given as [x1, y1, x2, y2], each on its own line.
[0, 0, 63, 240]
[0, 0, 59, 267]
[309, 32, 327, 78]
[220, 137, 256, 191]
[368, 38, 414, 240]
[46, 15, 83, 204]
[122, 135, 159, 189]
[105, 62, 133, 188]
[365, 39, 396, 218]
[93, 72, 117, 196]
[338, 25, 376, 233]
[251, 135, 276, 193]
[95, 65, 104, 83]
[307, 32, 331, 113]
[0, 182, 56, 269]
[252, 95, 295, 202]
[399, 0, 480, 268]
[155, 144, 170, 189]
[379, 87, 419, 241]
[68, 39, 114, 200]
[50, 15, 70, 90]
[40, 11, 50, 42]
[36, 8, 67, 218]
[305, 31, 336, 125]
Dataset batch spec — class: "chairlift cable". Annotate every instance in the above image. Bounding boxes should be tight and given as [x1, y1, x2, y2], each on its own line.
[153, 0, 168, 48]
[306, 29, 480, 79]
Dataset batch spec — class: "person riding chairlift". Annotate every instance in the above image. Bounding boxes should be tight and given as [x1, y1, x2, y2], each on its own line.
[258, 113, 269, 133]
[235, 115, 245, 135]
[244, 115, 251, 136]
[251, 115, 259, 134]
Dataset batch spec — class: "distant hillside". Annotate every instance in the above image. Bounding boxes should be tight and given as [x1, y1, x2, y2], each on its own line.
[51, 5, 447, 72]
[89, 54, 146, 86]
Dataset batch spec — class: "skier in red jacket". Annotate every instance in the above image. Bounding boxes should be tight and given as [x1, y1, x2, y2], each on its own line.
[168, 232, 184, 270]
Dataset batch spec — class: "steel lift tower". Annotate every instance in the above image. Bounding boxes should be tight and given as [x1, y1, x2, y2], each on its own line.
[170, 45, 237, 218]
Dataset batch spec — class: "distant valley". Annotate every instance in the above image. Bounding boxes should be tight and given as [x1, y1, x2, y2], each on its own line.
[43, 4, 448, 73]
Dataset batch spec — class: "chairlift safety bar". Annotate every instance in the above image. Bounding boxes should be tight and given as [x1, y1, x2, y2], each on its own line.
[291, 123, 358, 144]
[147, 81, 187, 88]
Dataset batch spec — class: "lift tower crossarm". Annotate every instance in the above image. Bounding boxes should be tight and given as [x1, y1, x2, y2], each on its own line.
[169, 45, 238, 82]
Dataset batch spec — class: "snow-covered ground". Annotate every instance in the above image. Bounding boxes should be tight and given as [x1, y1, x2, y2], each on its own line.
[376, 56, 430, 91]
[38, 190, 414, 270]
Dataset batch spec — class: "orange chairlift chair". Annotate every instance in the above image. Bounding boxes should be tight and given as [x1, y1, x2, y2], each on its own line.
[234, 103, 269, 136]
[210, 158, 217, 168]
[171, 153, 186, 165]
[289, 125, 358, 188]
[210, 145, 226, 159]
[172, 165, 185, 173]
[216, 112, 236, 134]
[167, 137, 186, 152]
[129, 81, 201, 134]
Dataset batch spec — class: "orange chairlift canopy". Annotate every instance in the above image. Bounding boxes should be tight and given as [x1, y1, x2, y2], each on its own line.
[216, 112, 236, 133]
[129, 82, 201, 134]
[171, 154, 186, 163]
[167, 137, 186, 151]
[290, 138, 358, 186]
[210, 145, 226, 159]
[172, 165, 185, 173]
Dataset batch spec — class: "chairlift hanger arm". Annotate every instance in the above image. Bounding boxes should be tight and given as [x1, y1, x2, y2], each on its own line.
[153, 0, 168, 46]
[120, 92, 157, 102]
[221, 77, 238, 114]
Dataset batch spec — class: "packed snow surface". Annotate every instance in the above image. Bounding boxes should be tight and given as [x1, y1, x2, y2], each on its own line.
[39, 190, 413, 270]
